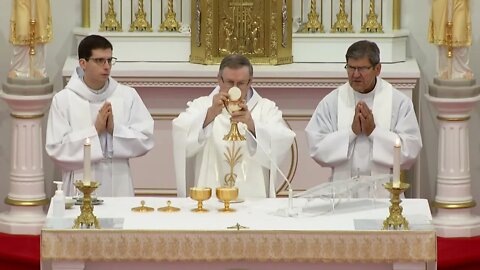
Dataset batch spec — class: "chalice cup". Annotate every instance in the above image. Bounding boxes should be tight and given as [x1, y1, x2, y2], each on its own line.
[190, 187, 212, 212]
[216, 187, 239, 212]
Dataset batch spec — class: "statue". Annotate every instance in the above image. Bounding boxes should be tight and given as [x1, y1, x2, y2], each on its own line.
[9, 0, 53, 79]
[428, 0, 473, 80]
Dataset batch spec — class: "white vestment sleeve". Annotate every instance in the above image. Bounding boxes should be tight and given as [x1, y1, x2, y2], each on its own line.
[111, 91, 154, 158]
[370, 97, 422, 169]
[45, 94, 103, 171]
[305, 93, 355, 167]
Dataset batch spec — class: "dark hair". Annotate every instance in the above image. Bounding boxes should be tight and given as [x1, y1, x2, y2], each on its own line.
[78, 35, 113, 60]
[219, 54, 253, 77]
[345, 40, 380, 66]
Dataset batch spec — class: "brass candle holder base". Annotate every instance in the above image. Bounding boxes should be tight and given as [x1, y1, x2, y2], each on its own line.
[383, 182, 410, 230]
[73, 181, 100, 229]
[190, 187, 212, 212]
[216, 187, 238, 212]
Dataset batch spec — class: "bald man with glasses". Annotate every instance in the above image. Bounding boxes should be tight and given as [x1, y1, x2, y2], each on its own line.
[46, 35, 154, 197]
[305, 40, 422, 197]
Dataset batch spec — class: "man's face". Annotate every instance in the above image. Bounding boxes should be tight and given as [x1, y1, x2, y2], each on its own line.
[346, 57, 381, 93]
[218, 66, 252, 100]
[79, 48, 113, 89]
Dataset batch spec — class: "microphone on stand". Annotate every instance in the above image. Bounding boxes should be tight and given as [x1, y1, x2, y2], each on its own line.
[244, 129, 296, 216]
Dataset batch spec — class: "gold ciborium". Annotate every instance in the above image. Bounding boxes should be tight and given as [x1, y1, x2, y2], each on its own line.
[190, 187, 212, 212]
[73, 181, 100, 229]
[216, 187, 239, 212]
[383, 182, 410, 230]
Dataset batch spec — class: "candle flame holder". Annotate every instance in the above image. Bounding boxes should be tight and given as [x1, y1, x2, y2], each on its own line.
[73, 181, 100, 229]
[383, 182, 410, 230]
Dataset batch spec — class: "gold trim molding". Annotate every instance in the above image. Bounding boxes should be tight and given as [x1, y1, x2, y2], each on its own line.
[436, 115, 470, 122]
[5, 197, 50, 206]
[10, 113, 44, 119]
[433, 200, 476, 209]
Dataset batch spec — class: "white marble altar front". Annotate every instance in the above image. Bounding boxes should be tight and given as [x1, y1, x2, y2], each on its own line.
[41, 197, 436, 270]
[62, 58, 420, 196]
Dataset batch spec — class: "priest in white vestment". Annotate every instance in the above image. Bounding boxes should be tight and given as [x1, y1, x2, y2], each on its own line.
[173, 54, 295, 198]
[305, 40, 422, 197]
[46, 35, 154, 196]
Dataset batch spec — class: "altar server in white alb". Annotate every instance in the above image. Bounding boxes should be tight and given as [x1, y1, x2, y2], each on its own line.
[173, 54, 295, 198]
[46, 35, 154, 196]
[305, 40, 422, 194]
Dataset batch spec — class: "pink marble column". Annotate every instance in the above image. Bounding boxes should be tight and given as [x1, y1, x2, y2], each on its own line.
[0, 91, 53, 235]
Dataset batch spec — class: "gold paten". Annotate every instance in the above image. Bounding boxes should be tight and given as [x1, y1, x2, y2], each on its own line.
[301, 0, 324, 33]
[331, 0, 353, 33]
[159, 0, 180, 32]
[190, 0, 292, 65]
[383, 182, 410, 230]
[73, 181, 100, 229]
[131, 200, 154, 212]
[216, 187, 239, 212]
[100, 0, 122, 31]
[130, 0, 153, 32]
[190, 187, 212, 212]
[361, 0, 383, 33]
[158, 200, 180, 212]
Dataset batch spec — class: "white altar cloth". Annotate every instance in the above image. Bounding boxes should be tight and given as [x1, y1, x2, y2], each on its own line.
[41, 198, 436, 270]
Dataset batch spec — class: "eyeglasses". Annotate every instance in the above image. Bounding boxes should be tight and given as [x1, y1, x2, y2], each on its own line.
[87, 57, 117, 66]
[344, 64, 373, 74]
[221, 77, 251, 88]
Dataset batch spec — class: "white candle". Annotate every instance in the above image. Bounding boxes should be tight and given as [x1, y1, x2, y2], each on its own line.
[83, 138, 91, 186]
[393, 137, 401, 188]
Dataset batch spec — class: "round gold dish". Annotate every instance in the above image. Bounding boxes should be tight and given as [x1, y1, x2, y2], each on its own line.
[190, 187, 212, 212]
[216, 187, 239, 212]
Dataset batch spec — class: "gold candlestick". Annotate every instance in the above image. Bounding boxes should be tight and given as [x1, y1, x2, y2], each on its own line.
[361, 0, 383, 33]
[73, 181, 100, 229]
[159, 0, 180, 32]
[130, 0, 153, 32]
[383, 182, 410, 230]
[302, 0, 324, 33]
[331, 0, 353, 33]
[100, 0, 122, 31]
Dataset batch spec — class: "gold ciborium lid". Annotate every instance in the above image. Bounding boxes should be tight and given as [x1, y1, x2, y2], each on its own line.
[157, 200, 180, 212]
[131, 200, 154, 212]
[216, 187, 239, 212]
[190, 187, 212, 213]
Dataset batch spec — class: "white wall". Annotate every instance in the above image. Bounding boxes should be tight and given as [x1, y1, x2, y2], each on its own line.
[0, 1, 479, 214]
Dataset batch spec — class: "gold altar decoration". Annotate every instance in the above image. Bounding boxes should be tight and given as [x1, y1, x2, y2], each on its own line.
[131, 200, 154, 212]
[190, 187, 212, 212]
[83, 0, 90, 28]
[383, 182, 410, 230]
[216, 187, 239, 212]
[301, 0, 324, 33]
[158, 200, 180, 212]
[331, 0, 353, 33]
[392, 0, 401, 30]
[130, 0, 153, 32]
[227, 223, 249, 230]
[73, 181, 100, 229]
[190, 0, 292, 65]
[159, 0, 180, 32]
[100, 0, 122, 31]
[361, 0, 383, 33]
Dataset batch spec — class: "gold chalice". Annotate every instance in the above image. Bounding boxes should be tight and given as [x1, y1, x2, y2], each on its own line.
[190, 187, 212, 212]
[216, 187, 239, 212]
[224, 86, 246, 141]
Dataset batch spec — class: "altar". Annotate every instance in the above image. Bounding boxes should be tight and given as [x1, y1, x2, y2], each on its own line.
[41, 197, 436, 270]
